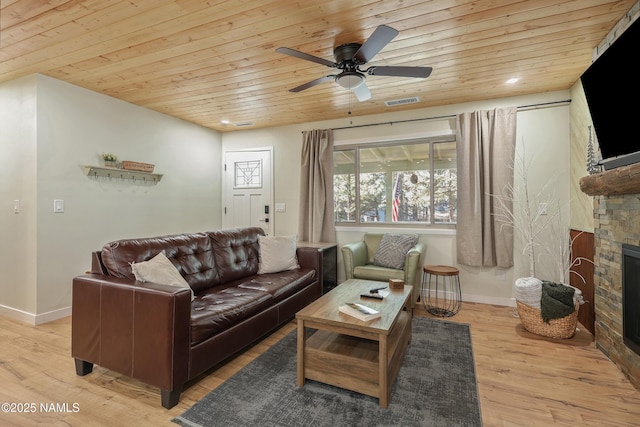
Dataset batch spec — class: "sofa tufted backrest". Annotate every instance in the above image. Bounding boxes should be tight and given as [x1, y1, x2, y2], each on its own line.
[100, 232, 219, 292]
[208, 227, 264, 285]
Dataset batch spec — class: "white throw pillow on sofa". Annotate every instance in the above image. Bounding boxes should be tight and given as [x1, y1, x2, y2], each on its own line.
[130, 251, 195, 301]
[258, 235, 300, 274]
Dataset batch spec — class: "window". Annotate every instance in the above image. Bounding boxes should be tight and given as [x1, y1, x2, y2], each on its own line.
[333, 139, 456, 225]
[234, 160, 262, 188]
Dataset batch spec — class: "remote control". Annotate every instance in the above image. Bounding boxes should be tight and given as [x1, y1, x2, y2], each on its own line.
[369, 286, 387, 293]
[360, 293, 383, 300]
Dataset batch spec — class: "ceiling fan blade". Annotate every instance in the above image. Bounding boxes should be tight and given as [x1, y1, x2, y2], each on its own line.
[276, 47, 337, 68]
[353, 82, 372, 101]
[368, 66, 433, 78]
[289, 75, 335, 92]
[354, 25, 399, 64]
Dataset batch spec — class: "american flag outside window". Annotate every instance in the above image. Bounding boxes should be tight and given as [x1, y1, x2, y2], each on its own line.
[392, 173, 403, 222]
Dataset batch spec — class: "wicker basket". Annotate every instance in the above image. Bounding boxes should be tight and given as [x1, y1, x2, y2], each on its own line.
[516, 300, 579, 339]
[122, 161, 155, 173]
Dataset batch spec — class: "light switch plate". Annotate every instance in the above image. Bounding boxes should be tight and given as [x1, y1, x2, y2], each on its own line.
[53, 199, 64, 213]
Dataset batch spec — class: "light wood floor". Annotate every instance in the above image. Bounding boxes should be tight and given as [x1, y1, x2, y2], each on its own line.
[1, 302, 639, 426]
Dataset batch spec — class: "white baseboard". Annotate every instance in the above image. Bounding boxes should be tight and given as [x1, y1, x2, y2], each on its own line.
[421, 289, 514, 307]
[39, 299, 511, 322]
[462, 293, 515, 307]
[0, 295, 511, 325]
[0, 304, 71, 325]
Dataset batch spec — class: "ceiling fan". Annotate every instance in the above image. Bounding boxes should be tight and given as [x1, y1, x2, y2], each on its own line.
[276, 25, 432, 101]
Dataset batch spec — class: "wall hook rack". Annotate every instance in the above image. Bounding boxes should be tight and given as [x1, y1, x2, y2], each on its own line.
[83, 165, 163, 184]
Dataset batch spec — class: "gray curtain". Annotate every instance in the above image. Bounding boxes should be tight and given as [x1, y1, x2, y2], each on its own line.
[298, 129, 336, 243]
[456, 107, 516, 268]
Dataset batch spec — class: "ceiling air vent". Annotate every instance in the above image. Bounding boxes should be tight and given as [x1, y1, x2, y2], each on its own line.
[385, 97, 419, 107]
[234, 122, 254, 127]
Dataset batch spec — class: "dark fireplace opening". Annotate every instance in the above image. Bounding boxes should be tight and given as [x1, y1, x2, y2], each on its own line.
[623, 243, 640, 356]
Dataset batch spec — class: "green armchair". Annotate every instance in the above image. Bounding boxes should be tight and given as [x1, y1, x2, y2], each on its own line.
[341, 233, 426, 306]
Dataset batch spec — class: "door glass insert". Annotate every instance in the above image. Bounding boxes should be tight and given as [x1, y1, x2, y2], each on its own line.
[234, 160, 262, 188]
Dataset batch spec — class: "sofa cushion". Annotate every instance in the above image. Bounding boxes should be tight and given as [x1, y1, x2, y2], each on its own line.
[101, 232, 219, 292]
[238, 268, 316, 302]
[209, 227, 263, 284]
[190, 287, 272, 345]
[373, 233, 418, 269]
[354, 265, 405, 282]
[257, 235, 299, 274]
[363, 233, 385, 263]
[130, 250, 195, 300]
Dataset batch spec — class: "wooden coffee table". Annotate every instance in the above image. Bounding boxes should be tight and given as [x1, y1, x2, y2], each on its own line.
[295, 278, 413, 407]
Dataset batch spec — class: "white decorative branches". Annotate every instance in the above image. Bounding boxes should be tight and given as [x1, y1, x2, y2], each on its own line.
[492, 139, 592, 283]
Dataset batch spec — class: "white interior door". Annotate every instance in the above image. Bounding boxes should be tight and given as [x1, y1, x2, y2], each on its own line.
[222, 148, 273, 235]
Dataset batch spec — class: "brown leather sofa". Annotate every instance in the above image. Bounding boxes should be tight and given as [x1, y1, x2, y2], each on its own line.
[71, 227, 322, 409]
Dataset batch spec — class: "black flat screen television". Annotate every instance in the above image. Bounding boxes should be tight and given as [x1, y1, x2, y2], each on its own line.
[580, 17, 640, 171]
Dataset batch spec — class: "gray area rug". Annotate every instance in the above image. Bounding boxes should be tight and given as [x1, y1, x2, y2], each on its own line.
[173, 317, 481, 427]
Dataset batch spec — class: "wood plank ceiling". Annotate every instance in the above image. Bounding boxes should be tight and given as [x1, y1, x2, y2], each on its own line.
[0, 0, 636, 132]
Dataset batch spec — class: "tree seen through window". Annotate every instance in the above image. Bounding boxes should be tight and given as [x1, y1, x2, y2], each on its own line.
[333, 140, 456, 225]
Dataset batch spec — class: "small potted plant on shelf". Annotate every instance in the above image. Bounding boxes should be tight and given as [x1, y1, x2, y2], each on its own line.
[102, 152, 118, 167]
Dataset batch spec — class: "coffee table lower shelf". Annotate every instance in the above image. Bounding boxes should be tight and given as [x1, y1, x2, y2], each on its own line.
[299, 310, 411, 407]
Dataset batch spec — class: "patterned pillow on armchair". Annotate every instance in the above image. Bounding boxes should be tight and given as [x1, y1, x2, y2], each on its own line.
[373, 233, 418, 269]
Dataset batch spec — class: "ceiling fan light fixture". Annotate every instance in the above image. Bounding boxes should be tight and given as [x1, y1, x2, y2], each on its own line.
[276, 25, 432, 102]
[336, 72, 365, 89]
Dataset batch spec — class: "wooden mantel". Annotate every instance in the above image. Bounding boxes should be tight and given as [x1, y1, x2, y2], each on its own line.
[580, 162, 640, 196]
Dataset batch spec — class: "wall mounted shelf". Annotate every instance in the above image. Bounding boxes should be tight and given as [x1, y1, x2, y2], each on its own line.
[83, 165, 163, 184]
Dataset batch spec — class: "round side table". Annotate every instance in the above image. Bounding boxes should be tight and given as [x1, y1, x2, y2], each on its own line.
[421, 265, 461, 317]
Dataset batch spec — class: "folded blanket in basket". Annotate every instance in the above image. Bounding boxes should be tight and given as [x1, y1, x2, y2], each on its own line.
[540, 281, 575, 323]
[514, 277, 542, 308]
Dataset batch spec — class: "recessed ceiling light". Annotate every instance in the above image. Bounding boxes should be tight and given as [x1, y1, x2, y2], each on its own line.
[221, 119, 230, 125]
[506, 78, 519, 84]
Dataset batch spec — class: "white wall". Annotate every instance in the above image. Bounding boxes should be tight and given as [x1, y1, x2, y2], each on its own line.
[0, 75, 222, 323]
[0, 75, 38, 315]
[512, 106, 571, 283]
[222, 90, 571, 305]
[569, 81, 596, 232]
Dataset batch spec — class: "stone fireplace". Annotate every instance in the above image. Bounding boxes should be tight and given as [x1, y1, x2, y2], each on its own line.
[580, 162, 640, 389]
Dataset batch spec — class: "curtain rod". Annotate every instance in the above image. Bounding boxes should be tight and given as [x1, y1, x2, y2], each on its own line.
[327, 99, 572, 132]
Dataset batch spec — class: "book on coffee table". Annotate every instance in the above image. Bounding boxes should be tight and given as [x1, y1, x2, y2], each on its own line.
[339, 303, 381, 321]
